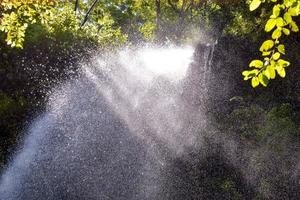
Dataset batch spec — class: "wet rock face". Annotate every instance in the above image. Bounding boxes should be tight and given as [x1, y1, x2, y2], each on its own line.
[181, 43, 211, 109]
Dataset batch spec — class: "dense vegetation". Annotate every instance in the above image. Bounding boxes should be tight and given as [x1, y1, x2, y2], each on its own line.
[0, 0, 299, 199]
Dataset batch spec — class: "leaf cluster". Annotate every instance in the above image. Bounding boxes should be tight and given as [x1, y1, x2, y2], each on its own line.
[0, 0, 127, 49]
[243, 0, 300, 87]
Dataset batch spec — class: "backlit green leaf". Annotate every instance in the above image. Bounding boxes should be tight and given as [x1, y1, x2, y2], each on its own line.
[276, 17, 285, 27]
[258, 73, 269, 87]
[249, 60, 264, 68]
[288, 7, 300, 16]
[260, 40, 274, 52]
[272, 28, 282, 39]
[262, 51, 271, 56]
[290, 21, 299, 32]
[276, 65, 286, 77]
[278, 59, 290, 67]
[263, 68, 270, 79]
[251, 77, 260, 88]
[272, 5, 280, 18]
[250, 0, 261, 11]
[243, 69, 259, 80]
[283, 0, 292, 7]
[267, 65, 276, 79]
[265, 19, 277, 32]
[283, 13, 292, 24]
[282, 28, 290, 35]
[277, 44, 285, 54]
[273, 52, 280, 60]
[242, 71, 250, 80]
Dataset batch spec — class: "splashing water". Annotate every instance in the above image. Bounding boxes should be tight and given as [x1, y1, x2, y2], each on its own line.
[0, 47, 204, 200]
[0, 45, 226, 199]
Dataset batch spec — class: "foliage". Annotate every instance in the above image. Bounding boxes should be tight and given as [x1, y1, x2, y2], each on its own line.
[243, 0, 300, 88]
[227, 103, 299, 142]
[0, 0, 127, 49]
[0, 0, 56, 48]
[82, 0, 240, 42]
[258, 103, 299, 140]
[227, 104, 266, 140]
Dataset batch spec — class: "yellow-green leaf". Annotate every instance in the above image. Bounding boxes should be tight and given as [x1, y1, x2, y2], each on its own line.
[283, 13, 292, 24]
[263, 68, 270, 79]
[282, 28, 290, 35]
[288, 7, 300, 16]
[290, 21, 299, 32]
[242, 70, 249, 76]
[272, 28, 282, 39]
[277, 44, 285, 54]
[250, 0, 262, 11]
[278, 59, 290, 67]
[267, 65, 276, 79]
[258, 73, 269, 87]
[259, 40, 274, 52]
[265, 19, 277, 32]
[272, 5, 281, 18]
[242, 71, 250, 80]
[276, 65, 286, 77]
[249, 60, 264, 68]
[283, 0, 292, 7]
[276, 17, 285, 27]
[273, 52, 280, 60]
[262, 51, 271, 56]
[243, 69, 259, 80]
[251, 77, 260, 88]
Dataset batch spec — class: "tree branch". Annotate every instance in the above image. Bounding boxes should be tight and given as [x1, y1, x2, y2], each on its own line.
[80, 0, 99, 28]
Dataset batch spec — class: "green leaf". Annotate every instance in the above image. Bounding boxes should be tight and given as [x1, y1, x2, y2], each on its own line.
[251, 77, 260, 88]
[265, 19, 277, 32]
[283, 0, 292, 7]
[282, 28, 290, 35]
[272, 5, 281, 18]
[263, 68, 270, 79]
[242, 71, 251, 80]
[242, 69, 258, 80]
[276, 65, 286, 77]
[272, 28, 282, 39]
[262, 51, 271, 56]
[267, 65, 276, 79]
[242, 71, 250, 78]
[288, 7, 300, 16]
[276, 17, 285, 27]
[277, 44, 285, 54]
[278, 59, 290, 67]
[273, 52, 280, 60]
[250, 0, 262, 11]
[259, 73, 269, 87]
[290, 21, 299, 32]
[249, 60, 264, 68]
[283, 13, 292, 24]
[260, 40, 274, 52]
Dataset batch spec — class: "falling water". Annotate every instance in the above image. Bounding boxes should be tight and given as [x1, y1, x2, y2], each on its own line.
[0, 44, 255, 199]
